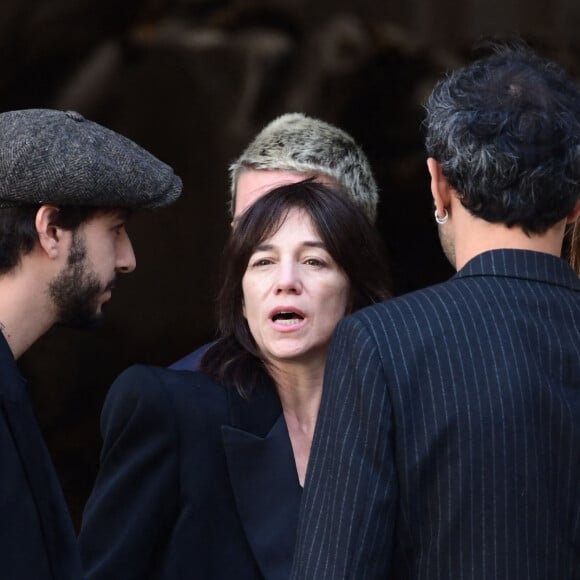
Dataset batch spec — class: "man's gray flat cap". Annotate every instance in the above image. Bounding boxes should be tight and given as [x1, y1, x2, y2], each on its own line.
[0, 109, 182, 208]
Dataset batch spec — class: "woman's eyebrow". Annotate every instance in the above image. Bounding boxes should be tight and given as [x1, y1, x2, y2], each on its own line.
[253, 240, 326, 252]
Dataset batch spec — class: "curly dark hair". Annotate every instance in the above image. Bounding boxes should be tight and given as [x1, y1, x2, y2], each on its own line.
[201, 180, 392, 398]
[424, 43, 580, 234]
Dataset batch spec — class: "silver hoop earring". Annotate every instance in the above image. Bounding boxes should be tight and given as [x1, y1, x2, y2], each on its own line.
[434, 209, 449, 225]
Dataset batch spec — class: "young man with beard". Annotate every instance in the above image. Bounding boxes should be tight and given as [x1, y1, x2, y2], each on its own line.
[0, 108, 182, 579]
[291, 44, 580, 580]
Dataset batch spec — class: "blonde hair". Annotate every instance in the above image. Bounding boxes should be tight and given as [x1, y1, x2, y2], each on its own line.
[229, 113, 379, 222]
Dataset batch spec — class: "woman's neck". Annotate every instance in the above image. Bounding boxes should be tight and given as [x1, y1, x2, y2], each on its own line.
[269, 360, 325, 487]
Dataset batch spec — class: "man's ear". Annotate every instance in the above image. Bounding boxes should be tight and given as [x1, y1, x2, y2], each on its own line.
[427, 158, 452, 218]
[565, 199, 580, 224]
[34, 205, 66, 259]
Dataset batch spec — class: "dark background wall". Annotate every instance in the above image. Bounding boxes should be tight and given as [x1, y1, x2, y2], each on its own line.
[4, 0, 580, 527]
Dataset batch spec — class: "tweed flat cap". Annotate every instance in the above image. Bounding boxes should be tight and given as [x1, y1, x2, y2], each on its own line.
[0, 109, 182, 208]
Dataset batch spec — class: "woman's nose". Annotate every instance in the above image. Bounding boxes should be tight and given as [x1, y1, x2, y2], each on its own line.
[274, 262, 302, 294]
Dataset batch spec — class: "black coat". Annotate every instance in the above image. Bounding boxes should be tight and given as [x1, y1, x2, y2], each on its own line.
[292, 249, 580, 579]
[0, 334, 83, 580]
[79, 366, 301, 580]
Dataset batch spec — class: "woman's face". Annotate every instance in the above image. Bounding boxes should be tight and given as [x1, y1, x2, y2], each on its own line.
[242, 208, 350, 369]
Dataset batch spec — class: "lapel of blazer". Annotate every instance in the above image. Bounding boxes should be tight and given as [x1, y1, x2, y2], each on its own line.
[222, 384, 302, 580]
[0, 338, 82, 580]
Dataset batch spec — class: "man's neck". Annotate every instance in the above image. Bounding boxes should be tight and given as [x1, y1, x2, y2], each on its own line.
[452, 206, 566, 271]
[0, 270, 55, 359]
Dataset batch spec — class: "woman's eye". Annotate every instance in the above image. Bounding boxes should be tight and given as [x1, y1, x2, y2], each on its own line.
[252, 258, 272, 267]
[304, 258, 324, 267]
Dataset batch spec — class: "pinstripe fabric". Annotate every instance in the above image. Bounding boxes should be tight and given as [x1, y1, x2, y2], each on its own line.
[291, 249, 580, 580]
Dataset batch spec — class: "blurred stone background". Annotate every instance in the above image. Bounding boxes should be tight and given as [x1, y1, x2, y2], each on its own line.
[5, 0, 580, 527]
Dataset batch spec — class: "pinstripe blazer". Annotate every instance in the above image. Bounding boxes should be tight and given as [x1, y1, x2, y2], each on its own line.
[291, 249, 580, 580]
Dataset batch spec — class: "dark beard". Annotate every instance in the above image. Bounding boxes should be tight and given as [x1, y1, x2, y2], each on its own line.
[49, 234, 109, 329]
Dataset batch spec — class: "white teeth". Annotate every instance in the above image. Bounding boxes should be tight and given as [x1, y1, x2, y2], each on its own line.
[275, 318, 302, 326]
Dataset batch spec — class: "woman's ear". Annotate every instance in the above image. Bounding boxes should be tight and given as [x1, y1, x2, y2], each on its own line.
[34, 205, 65, 259]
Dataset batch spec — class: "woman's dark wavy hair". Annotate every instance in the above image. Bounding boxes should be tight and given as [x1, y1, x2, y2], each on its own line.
[424, 42, 580, 234]
[0, 205, 123, 274]
[201, 180, 392, 398]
